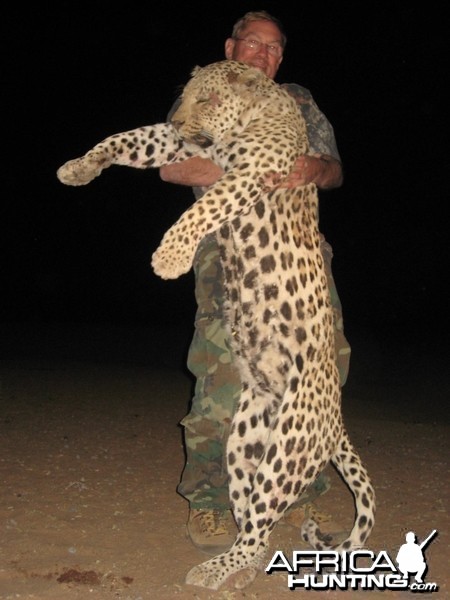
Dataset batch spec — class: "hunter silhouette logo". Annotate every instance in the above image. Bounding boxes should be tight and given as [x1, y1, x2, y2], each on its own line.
[396, 529, 437, 584]
[266, 528, 440, 592]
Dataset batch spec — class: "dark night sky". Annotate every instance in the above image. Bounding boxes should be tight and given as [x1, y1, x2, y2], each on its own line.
[2, 3, 448, 356]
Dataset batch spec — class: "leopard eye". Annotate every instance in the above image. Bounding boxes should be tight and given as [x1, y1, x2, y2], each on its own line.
[196, 98, 209, 104]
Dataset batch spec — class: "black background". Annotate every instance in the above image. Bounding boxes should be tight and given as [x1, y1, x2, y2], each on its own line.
[2, 3, 448, 371]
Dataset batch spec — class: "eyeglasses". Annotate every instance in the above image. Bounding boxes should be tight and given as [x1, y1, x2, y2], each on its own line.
[234, 38, 283, 57]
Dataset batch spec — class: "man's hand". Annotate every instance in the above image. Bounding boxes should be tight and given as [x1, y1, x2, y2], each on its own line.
[279, 153, 343, 191]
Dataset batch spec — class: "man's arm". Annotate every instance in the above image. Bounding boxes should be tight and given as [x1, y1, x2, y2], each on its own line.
[160, 157, 223, 188]
[160, 153, 342, 191]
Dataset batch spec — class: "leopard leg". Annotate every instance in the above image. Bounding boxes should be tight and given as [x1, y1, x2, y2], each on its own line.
[226, 386, 273, 529]
[185, 376, 337, 590]
[57, 123, 191, 186]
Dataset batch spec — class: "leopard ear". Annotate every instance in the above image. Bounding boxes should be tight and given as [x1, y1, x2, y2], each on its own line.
[227, 67, 266, 94]
[191, 65, 203, 77]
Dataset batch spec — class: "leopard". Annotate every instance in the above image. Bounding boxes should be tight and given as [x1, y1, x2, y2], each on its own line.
[57, 59, 375, 591]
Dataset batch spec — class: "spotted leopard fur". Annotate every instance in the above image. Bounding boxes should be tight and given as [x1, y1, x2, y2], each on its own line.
[57, 59, 375, 590]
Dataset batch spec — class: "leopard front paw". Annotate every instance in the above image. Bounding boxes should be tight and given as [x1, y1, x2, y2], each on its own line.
[151, 245, 192, 280]
[151, 225, 197, 279]
[57, 151, 111, 186]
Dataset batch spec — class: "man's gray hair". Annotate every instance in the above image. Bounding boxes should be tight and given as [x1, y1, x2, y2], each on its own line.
[231, 11, 287, 48]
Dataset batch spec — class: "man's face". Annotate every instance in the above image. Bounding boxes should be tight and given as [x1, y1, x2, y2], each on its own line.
[224, 19, 283, 80]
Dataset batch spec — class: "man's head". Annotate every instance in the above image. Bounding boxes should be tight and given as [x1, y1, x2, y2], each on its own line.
[225, 11, 286, 80]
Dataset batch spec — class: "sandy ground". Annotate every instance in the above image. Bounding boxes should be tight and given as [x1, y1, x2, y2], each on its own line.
[0, 323, 449, 599]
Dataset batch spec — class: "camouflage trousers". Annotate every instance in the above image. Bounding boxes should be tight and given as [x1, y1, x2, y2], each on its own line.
[177, 234, 351, 510]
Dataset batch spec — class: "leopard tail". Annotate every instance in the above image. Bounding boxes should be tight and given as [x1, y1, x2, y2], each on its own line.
[301, 429, 375, 551]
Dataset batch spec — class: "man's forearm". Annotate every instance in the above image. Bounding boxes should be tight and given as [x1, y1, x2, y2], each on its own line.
[160, 157, 224, 188]
[159, 153, 343, 192]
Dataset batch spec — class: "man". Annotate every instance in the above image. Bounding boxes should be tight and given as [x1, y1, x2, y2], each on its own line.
[160, 10, 350, 554]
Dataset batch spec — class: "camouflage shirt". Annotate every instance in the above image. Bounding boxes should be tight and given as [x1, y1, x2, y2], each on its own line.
[281, 83, 341, 160]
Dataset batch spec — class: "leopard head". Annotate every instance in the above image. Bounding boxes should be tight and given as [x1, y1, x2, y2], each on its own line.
[171, 60, 269, 147]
